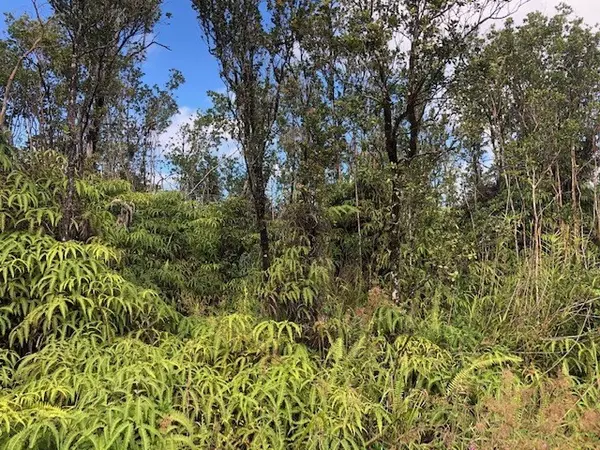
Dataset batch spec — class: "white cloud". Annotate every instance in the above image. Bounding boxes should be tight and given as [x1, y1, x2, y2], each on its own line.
[157, 106, 195, 151]
[512, 0, 600, 25]
[149, 106, 194, 191]
[218, 137, 240, 159]
[157, 104, 242, 158]
[152, 105, 242, 190]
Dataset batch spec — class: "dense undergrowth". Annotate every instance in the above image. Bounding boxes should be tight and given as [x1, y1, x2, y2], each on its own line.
[2, 141, 600, 449]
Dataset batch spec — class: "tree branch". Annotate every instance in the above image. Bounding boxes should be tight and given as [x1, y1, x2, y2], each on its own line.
[0, 37, 43, 132]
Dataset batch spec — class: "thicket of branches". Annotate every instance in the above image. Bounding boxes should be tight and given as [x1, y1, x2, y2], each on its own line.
[2, 0, 600, 448]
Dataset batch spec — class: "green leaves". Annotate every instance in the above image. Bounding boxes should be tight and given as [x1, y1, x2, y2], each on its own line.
[106, 190, 232, 311]
[262, 245, 333, 323]
[0, 230, 176, 350]
[0, 145, 178, 352]
[0, 313, 410, 449]
[2, 139, 600, 449]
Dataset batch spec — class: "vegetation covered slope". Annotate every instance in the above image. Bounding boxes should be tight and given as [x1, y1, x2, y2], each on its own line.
[2, 143, 600, 449]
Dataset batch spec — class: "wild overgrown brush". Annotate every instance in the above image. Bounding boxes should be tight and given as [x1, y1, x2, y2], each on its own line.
[2, 141, 600, 449]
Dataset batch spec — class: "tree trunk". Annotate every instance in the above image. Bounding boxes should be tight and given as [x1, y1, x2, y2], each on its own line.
[570, 144, 581, 258]
[60, 54, 81, 241]
[407, 99, 419, 161]
[255, 189, 271, 273]
[382, 86, 402, 303]
[245, 147, 271, 276]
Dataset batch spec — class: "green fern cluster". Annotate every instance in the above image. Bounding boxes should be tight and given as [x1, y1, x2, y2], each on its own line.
[262, 245, 333, 322]
[0, 148, 62, 234]
[0, 146, 176, 352]
[105, 189, 254, 312]
[0, 143, 245, 315]
[1, 309, 532, 449]
[2, 140, 600, 449]
[0, 231, 176, 350]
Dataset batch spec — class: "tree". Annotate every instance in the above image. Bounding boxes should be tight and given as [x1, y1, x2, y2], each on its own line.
[0, 11, 61, 147]
[191, 0, 303, 279]
[101, 67, 183, 188]
[167, 108, 226, 202]
[454, 6, 600, 270]
[343, 0, 521, 303]
[47, 0, 162, 238]
[0, 29, 42, 135]
[277, 0, 350, 258]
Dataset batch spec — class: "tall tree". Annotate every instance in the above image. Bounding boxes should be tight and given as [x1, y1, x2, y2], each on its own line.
[277, 0, 346, 256]
[0, 11, 62, 147]
[454, 7, 600, 267]
[47, 0, 162, 238]
[344, 0, 520, 303]
[167, 108, 227, 202]
[101, 68, 183, 187]
[191, 0, 302, 278]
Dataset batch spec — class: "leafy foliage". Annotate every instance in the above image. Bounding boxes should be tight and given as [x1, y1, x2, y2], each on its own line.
[3, 3, 600, 449]
[0, 142, 177, 353]
[103, 187, 255, 313]
[3, 138, 599, 448]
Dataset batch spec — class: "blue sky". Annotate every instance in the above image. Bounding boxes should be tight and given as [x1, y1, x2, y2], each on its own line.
[142, 0, 223, 110]
[0, 0, 223, 113]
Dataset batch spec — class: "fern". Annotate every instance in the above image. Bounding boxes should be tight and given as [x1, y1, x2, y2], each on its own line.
[1, 140, 599, 449]
[447, 352, 522, 397]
